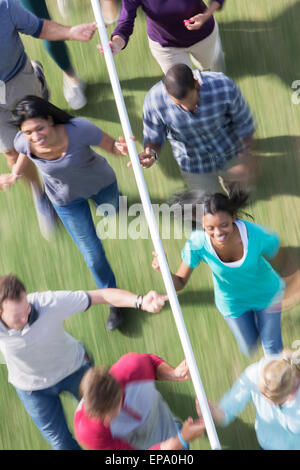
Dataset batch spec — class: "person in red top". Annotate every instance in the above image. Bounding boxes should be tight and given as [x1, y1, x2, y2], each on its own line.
[74, 353, 205, 450]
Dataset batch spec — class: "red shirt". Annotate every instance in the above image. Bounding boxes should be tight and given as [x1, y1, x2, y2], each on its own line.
[74, 353, 165, 450]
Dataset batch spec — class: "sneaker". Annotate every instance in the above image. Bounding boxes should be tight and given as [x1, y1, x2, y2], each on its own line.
[31, 187, 58, 241]
[63, 75, 87, 110]
[31, 61, 50, 101]
[101, 0, 120, 24]
[106, 306, 124, 331]
[57, 0, 70, 18]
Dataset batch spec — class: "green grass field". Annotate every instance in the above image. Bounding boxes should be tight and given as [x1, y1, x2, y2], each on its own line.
[1, 0, 300, 450]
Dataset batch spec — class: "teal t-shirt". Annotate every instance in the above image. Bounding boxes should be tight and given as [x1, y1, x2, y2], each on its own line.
[181, 220, 285, 317]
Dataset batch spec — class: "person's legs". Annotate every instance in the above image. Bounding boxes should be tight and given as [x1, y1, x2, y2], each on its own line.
[225, 311, 260, 357]
[148, 38, 192, 75]
[20, 0, 87, 109]
[180, 168, 227, 194]
[255, 303, 283, 356]
[220, 152, 258, 195]
[15, 386, 81, 450]
[57, 359, 92, 401]
[91, 181, 125, 330]
[53, 197, 117, 290]
[189, 22, 226, 73]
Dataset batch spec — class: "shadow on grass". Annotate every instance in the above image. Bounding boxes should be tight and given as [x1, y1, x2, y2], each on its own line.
[117, 307, 149, 338]
[177, 289, 215, 307]
[252, 136, 300, 202]
[220, 1, 300, 87]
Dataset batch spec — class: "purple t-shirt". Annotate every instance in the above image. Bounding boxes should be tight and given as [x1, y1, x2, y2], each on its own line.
[112, 0, 225, 48]
[14, 118, 116, 206]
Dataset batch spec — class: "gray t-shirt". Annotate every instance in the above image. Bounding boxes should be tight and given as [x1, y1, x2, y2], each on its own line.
[0, 290, 90, 391]
[14, 118, 117, 206]
[0, 0, 44, 82]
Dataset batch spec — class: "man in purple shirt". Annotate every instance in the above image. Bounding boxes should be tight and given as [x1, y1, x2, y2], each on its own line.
[109, 0, 225, 74]
[0, 0, 96, 240]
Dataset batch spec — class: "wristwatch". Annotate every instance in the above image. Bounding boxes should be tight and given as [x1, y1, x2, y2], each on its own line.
[149, 147, 158, 162]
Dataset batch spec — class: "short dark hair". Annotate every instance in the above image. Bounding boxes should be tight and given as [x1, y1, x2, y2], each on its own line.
[79, 366, 122, 418]
[11, 95, 73, 128]
[163, 64, 196, 100]
[0, 274, 26, 309]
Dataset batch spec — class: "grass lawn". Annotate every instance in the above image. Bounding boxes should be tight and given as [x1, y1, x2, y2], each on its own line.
[0, 0, 300, 450]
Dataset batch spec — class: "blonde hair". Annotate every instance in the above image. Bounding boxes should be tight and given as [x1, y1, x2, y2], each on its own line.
[79, 366, 122, 418]
[259, 348, 300, 403]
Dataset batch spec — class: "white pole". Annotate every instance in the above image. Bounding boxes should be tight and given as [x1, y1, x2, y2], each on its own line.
[90, 0, 221, 450]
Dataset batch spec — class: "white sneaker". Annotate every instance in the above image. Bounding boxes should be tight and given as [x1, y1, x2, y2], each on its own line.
[31, 187, 58, 241]
[57, 0, 70, 18]
[63, 75, 87, 110]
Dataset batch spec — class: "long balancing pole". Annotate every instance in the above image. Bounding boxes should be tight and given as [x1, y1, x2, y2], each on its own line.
[90, 0, 221, 450]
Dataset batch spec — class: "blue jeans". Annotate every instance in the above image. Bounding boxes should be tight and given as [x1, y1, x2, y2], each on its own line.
[15, 361, 91, 450]
[53, 181, 120, 289]
[225, 303, 283, 357]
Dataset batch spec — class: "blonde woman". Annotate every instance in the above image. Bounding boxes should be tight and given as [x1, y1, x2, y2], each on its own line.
[199, 348, 300, 450]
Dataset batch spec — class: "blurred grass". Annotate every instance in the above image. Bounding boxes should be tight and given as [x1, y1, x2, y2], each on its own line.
[0, 0, 300, 450]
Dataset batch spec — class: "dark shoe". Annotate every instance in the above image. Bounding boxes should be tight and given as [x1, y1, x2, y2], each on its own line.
[31, 60, 50, 101]
[106, 307, 124, 331]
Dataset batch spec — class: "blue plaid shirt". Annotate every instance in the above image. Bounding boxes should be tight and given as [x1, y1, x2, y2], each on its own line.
[143, 71, 255, 174]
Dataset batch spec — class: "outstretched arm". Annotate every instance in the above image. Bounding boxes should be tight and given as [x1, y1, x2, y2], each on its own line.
[87, 288, 168, 314]
[39, 20, 97, 42]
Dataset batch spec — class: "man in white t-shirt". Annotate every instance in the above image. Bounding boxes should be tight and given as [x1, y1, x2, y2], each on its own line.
[0, 274, 167, 450]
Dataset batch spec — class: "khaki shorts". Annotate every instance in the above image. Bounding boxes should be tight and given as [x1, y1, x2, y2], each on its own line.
[148, 22, 225, 75]
[180, 155, 242, 195]
[0, 58, 42, 153]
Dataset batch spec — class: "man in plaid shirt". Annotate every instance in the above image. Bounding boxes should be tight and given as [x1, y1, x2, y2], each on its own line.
[140, 64, 255, 194]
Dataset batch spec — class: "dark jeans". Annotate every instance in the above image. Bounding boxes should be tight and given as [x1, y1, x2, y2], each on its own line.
[53, 181, 120, 289]
[16, 360, 91, 450]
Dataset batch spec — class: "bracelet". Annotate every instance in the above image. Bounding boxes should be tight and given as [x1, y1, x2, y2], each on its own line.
[149, 147, 158, 162]
[177, 430, 189, 450]
[134, 295, 143, 310]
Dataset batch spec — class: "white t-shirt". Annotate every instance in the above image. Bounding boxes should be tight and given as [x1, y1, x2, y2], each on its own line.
[0, 290, 90, 391]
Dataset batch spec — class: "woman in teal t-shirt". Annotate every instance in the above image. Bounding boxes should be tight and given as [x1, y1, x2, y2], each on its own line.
[152, 192, 285, 357]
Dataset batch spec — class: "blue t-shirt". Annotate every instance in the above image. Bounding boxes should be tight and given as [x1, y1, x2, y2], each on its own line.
[181, 220, 285, 317]
[0, 0, 44, 82]
[14, 118, 116, 206]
